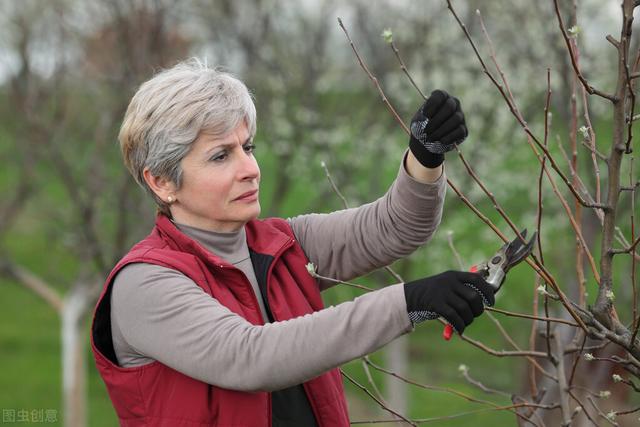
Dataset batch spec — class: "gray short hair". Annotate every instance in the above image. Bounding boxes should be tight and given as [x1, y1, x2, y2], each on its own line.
[119, 58, 257, 215]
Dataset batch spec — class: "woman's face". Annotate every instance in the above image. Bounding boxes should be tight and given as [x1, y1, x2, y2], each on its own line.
[170, 121, 261, 232]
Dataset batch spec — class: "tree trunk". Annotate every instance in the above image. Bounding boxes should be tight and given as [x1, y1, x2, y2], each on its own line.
[62, 285, 92, 427]
[385, 335, 409, 418]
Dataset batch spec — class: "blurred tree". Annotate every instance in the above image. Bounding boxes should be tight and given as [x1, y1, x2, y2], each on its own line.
[1, 1, 190, 425]
[1, 0, 638, 425]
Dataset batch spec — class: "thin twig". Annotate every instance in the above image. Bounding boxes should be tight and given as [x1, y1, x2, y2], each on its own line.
[487, 307, 579, 327]
[631, 157, 639, 344]
[615, 405, 640, 415]
[460, 366, 512, 397]
[448, 2, 608, 211]
[616, 376, 640, 392]
[388, 39, 426, 100]
[308, 271, 377, 292]
[581, 138, 608, 162]
[320, 161, 349, 209]
[474, 9, 602, 284]
[337, 18, 409, 135]
[456, 144, 594, 324]
[567, 388, 600, 425]
[321, 157, 404, 284]
[365, 358, 517, 410]
[350, 402, 546, 426]
[361, 356, 388, 406]
[457, 332, 549, 358]
[587, 396, 620, 426]
[609, 235, 640, 254]
[552, 0, 617, 102]
[342, 370, 418, 426]
[552, 332, 572, 425]
[446, 4, 592, 330]
[446, 231, 465, 270]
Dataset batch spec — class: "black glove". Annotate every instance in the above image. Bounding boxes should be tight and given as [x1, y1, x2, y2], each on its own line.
[409, 90, 468, 168]
[404, 270, 495, 334]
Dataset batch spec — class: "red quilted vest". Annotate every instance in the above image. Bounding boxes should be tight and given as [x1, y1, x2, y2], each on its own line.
[90, 215, 350, 426]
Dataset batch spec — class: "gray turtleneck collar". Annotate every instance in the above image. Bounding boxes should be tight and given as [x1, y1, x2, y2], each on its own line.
[174, 222, 250, 266]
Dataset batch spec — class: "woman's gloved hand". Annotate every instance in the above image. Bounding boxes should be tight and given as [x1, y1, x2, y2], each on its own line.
[403, 270, 495, 334]
[409, 90, 468, 168]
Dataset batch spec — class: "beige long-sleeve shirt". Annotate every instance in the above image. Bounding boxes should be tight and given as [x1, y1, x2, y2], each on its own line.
[110, 154, 446, 392]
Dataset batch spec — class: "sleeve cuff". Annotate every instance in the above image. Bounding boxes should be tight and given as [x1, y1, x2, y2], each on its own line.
[382, 283, 415, 334]
[394, 149, 447, 207]
[398, 149, 446, 188]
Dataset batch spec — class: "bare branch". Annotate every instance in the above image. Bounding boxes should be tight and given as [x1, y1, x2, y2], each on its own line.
[593, 0, 637, 331]
[587, 396, 619, 426]
[487, 307, 578, 327]
[455, 144, 592, 327]
[342, 370, 418, 426]
[456, 331, 549, 359]
[320, 160, 350, 209]
[609, 235, 640, 254]
[460, 366, 512, 397]
[360, 356, 389, 406]
[364, 358, 507, 407]
[308, 270, 377, 292]
[387, 39, 426, 100]
[631, 157, 639, 344]
[320, 160, 404, 283]
[615, 376, 640, 392]
[552, 0, 617, 102]
[581, 139, 608, 162]
[446, 1, 609, 211]
[552, 333, 572, 425]
[337, 17, 409, 135]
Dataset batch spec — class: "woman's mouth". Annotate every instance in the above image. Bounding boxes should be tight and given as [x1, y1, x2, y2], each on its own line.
[234, 190, 259, 202]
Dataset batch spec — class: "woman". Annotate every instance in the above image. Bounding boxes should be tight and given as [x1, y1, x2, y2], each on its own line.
[91, 59, 494, 427]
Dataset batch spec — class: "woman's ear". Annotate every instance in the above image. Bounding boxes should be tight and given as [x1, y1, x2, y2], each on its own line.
[143, 168, 177, 203]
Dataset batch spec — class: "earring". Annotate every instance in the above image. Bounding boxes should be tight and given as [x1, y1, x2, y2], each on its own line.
[167, 196, 174, 203]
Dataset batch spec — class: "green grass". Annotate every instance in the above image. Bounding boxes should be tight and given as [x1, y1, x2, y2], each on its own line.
[0, 280, 118, 426]
[0, 280, 62, 425]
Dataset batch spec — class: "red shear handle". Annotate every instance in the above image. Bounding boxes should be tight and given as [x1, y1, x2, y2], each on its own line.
[442, 265, 478, 341]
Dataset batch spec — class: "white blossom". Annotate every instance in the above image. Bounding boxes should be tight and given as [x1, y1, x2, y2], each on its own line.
[606, 290, 615, 301]
[306, 263, 317, 276]
[599, 390, 611, 399]
[579, 126, 589, 139]
[381, 28, 393, 43]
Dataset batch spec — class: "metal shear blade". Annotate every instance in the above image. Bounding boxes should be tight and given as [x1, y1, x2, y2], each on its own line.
[503, 229, 537, 273]
[485, 228, 537, 290]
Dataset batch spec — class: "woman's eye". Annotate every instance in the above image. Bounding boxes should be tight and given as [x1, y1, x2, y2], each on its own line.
[210, 152, 228, 162]
[244, 143, 256, 153]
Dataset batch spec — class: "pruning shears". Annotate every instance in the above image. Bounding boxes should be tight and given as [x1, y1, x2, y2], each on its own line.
[443, 228, 537, 340]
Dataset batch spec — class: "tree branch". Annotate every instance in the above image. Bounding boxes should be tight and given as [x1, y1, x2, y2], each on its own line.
[447, 2, 610, 211]
[552, 0, 617, 102]
[342, 370, 418, 426]
[0, 258, 63, 313]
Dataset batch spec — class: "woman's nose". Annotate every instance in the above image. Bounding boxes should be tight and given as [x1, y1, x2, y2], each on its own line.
[238, 151, 260, 180]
